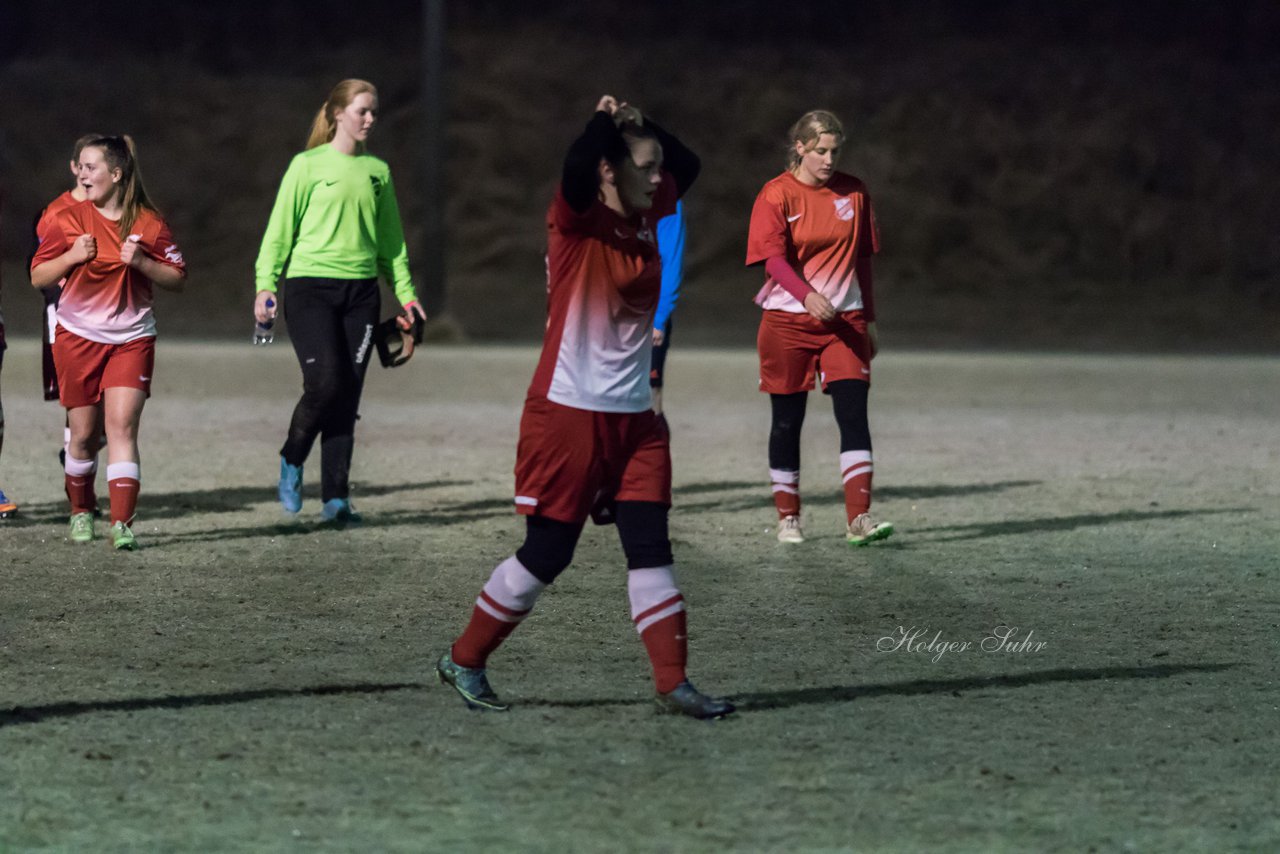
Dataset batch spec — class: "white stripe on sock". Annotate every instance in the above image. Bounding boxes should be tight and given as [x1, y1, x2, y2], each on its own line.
[635, 601, 685, 635]
[839, 450, 872, 469]
[842, 464, 873, 483]
[65, 455, 96, 477]
[484, 555, 546, 611]
[628, 566, 682, 622]
[106, 462, 141, 482]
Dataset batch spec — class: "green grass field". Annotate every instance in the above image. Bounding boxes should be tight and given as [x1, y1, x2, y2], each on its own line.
[1, 340, 1277, 852]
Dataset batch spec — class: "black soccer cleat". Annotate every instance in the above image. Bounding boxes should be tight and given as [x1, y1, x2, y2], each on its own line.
[655, 681, 736, 719]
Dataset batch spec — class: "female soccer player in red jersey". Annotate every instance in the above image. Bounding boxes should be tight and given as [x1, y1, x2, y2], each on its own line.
[34, 134, 108, 502]
[30, 136, 187, 549]
[254, 79, 424, 524]
[746, 110, 894, 546]
[436, 95, 734, 719]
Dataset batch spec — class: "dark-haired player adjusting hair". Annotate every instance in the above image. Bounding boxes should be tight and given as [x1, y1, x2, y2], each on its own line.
[437, 95, 734, 719]
[255, 79, 425, 525]
[31, 135, 187, 549]
[747, 109, 893, 546]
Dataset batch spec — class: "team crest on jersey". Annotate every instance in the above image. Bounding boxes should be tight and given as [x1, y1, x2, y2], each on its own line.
[833, 197, 855, 222]
[164, 244, 184, 264]
[369, 175, 383, 198]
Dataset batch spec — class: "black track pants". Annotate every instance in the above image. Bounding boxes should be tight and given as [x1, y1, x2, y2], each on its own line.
[279, 277, 380, 501]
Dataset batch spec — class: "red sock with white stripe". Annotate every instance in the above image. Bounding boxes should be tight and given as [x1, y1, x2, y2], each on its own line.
[628, 566, 687, 694]
[64, 455, 97, 515]
[107, 461, 141, 525]
[452, 556, 547, 668]
[840, 450, 873, 523]
[770, 468, 801, 519]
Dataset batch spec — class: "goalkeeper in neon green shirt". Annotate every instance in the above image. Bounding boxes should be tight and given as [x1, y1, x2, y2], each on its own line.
[254, 78, 427, 524]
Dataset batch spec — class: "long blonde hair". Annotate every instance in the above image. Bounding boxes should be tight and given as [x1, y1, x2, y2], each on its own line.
[306, 79, 379, 150]
[87, 135, 157, 238]
[785, 110, 845, 171]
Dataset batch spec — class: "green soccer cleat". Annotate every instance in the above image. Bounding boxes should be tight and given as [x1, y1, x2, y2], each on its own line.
[655, 681, 736, 720]
[847, 512, 894, 546]
[436, 650, 509, 711]
[110, 520, 138, 551]
[69, 512, 96, 543]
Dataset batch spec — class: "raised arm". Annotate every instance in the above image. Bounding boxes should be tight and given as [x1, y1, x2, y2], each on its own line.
[561, 98, 630, 214]
[645, 118, 699, 198]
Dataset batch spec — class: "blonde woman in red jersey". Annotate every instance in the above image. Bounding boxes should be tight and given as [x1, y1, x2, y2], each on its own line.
[31, 136, 187, 550]
[746, 110, 894, 546]
[435, 95, 734, 719]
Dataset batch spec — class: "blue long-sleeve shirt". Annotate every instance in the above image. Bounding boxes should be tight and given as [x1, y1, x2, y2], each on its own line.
[654, 199, 686, 334]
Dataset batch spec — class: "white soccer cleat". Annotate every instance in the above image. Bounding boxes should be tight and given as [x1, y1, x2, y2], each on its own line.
[776, 514, 805, 544]
[847, 512, 894, 546]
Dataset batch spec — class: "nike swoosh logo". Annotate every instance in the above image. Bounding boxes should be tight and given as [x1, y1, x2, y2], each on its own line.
[614, 228, 629, 238]
[786, 213, 803, 222]
[323, 179, 339, 186]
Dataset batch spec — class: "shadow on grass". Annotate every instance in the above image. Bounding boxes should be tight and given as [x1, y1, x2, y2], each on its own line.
[675, 479, 1041, 513]
[0, 682, 429, 730]
[0, 479, 476, 526]
[139, 501, 516, 548]
[917, 507, 1252, 542]
[0, 662, 1237, 727]
[525, 661, 1238, 712]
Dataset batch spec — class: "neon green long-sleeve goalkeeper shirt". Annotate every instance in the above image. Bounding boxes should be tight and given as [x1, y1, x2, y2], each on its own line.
[254, 144, 416, 306]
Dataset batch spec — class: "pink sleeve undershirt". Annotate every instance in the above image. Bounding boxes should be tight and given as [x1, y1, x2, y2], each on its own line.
[764, 256, 814, 304]
[763, 255, 877, 322]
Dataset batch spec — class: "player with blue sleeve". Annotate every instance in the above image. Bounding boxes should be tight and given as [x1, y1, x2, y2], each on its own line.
[649, 199, 685, 414]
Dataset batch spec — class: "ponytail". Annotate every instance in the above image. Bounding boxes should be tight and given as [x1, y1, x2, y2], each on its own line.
[305, 78, 378, 150]
[305, 104, 334, 150]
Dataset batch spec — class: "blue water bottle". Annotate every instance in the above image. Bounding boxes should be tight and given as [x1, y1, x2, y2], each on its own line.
[254, 298, 275, 345]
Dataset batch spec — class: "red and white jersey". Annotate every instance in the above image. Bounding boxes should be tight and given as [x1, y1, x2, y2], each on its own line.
[35, 191, 80, 308]
[36, 190, 79, 247]
[30, 200, 186, 345]
[746, 170, 879, 313]
[528, 174, 679, 413]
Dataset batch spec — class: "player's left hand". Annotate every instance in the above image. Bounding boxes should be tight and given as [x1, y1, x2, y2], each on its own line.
[400, 300, 428, 325]
[119, 235, 144, 268]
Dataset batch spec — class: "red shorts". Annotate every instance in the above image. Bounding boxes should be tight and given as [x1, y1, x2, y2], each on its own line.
[757, 309, 871, 394]
[52, 327, 155, 409]
[514, 396, 671, 525]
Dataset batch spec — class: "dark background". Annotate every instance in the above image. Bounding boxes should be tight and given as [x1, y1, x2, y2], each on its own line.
[2, 0, 1277, 350]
